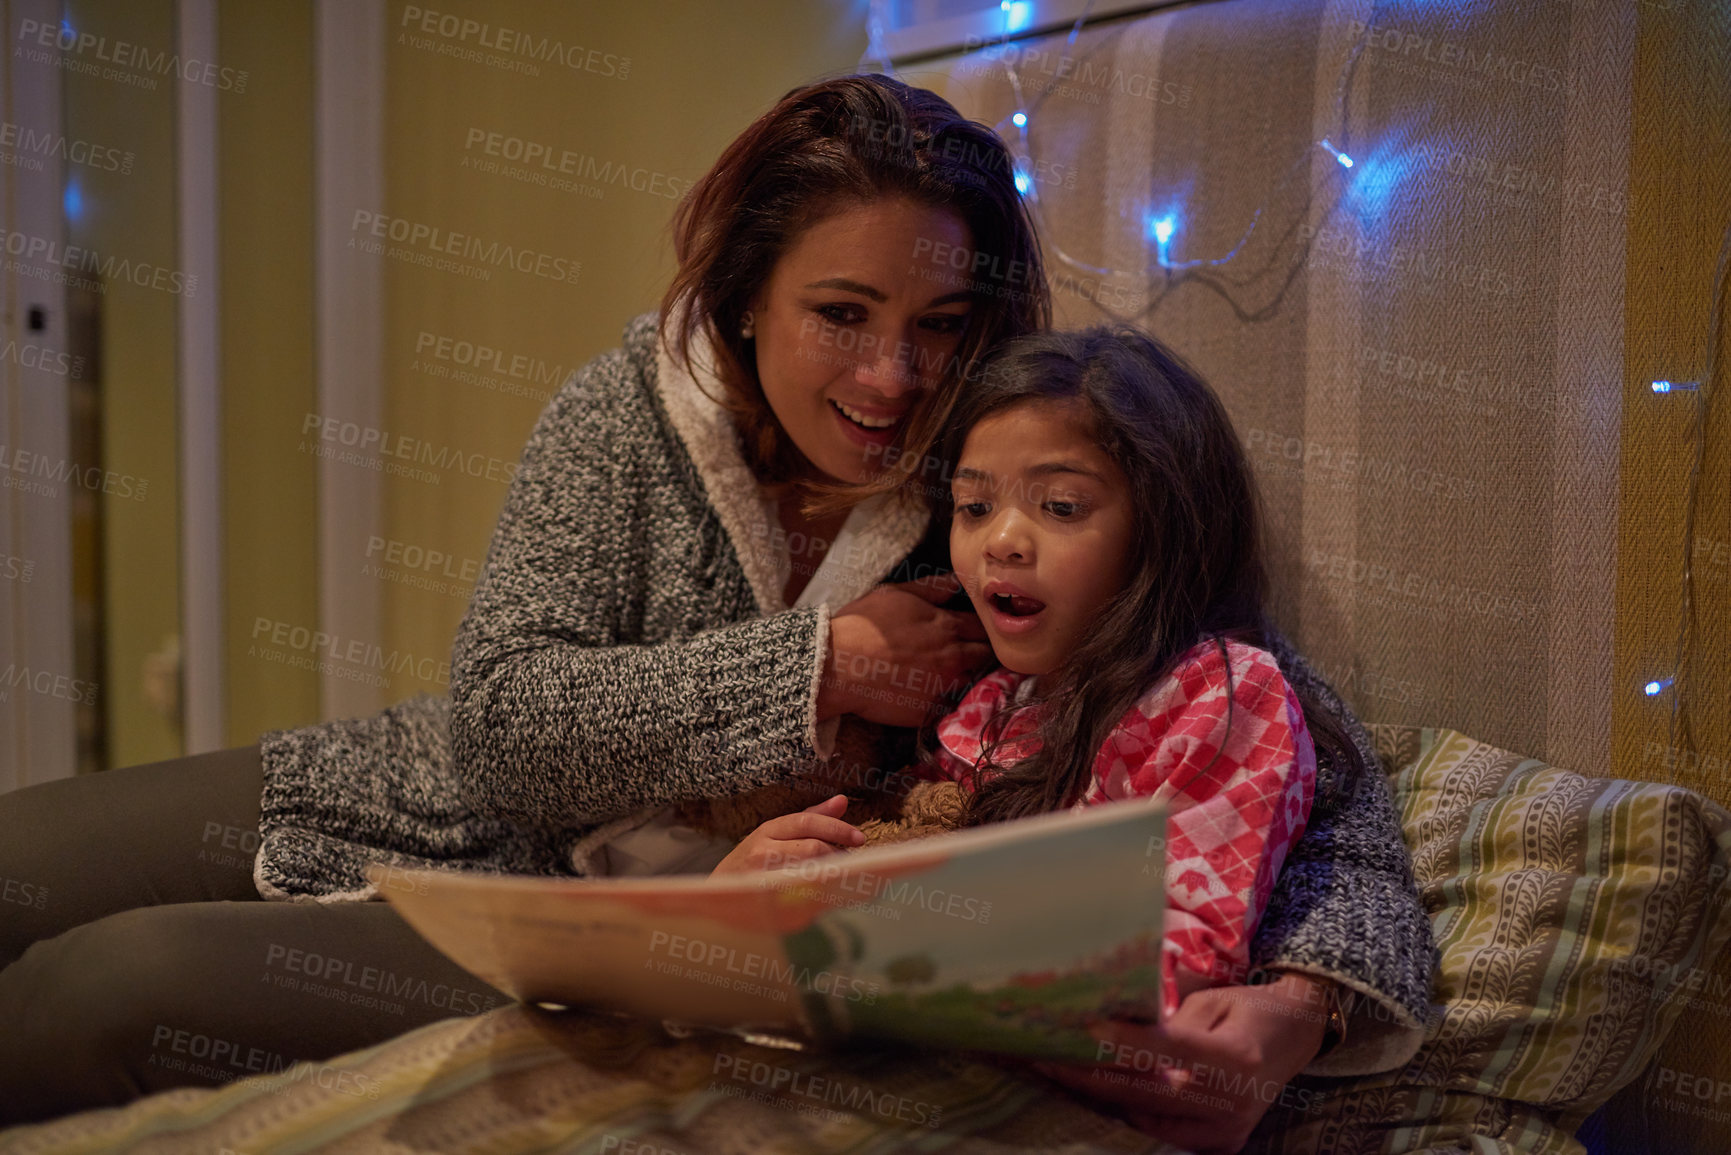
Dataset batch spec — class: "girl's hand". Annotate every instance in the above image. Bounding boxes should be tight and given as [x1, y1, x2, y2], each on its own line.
[818, 572, 993, 727]
[1031, 972, 1333, 1155]
[709, 795, 865, 876]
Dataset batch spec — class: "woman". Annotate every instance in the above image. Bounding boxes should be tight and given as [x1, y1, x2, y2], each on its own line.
[0, 75, 1431, 1143]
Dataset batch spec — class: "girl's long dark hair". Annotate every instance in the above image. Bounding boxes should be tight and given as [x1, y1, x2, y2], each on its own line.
[934, 327, 1366, 825]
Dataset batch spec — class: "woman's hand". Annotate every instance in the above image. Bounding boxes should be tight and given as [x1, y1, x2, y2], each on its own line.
[710, 794, 864, 876]
[1031, 972, 1333, 1155]
[818, 573, 993, 727]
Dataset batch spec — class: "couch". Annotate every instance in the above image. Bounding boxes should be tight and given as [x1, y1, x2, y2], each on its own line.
[3, 726, 1727, 1153]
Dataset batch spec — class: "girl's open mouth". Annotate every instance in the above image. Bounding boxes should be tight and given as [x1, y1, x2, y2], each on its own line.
[987, 592, 1047, 636]
[990, 593, 1046, 617]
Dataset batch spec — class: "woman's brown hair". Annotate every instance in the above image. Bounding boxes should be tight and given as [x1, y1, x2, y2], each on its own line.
[927, 326, 1367, 824]
[660, 73, 1050, 498]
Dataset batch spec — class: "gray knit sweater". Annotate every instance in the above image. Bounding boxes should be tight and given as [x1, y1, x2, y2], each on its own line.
[256, 311, 1435, 1075]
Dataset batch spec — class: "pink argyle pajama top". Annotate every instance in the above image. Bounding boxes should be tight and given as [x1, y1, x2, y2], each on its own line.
[927, 637, 1316, 1017]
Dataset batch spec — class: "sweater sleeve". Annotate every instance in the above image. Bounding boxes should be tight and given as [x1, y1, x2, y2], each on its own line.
[448, 322, 829, 828]
[1248, 631, 1438, 1076]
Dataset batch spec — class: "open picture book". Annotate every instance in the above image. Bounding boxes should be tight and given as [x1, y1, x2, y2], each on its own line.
[374, 795, 1167, 1061]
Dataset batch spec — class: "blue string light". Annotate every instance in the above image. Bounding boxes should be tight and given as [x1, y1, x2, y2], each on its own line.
[1000, 0, 1034, 34]
[1651, 379, 1700, 393]
[1149, 214, 1176, 264]
[1644, 676, 1674, 697]
[984, 17, 1370, 290]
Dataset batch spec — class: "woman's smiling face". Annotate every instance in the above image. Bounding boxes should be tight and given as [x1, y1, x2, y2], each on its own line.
[749, 197, 976, 484]
[949, 397, 1136, 677]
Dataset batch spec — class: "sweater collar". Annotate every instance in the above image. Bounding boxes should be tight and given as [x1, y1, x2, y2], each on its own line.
[653, 318, 929, 616]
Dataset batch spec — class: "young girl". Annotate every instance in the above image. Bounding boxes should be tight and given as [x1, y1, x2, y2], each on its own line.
[717, 325, 1322, 1021]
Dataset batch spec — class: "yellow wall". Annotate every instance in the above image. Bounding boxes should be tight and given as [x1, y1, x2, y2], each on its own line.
[375, 0, 866, 692]
[61, 0, 183, 769]
[59, 0, 863, 760]
[1612, 1, 1731, 806]
[217, 0, 320, 746]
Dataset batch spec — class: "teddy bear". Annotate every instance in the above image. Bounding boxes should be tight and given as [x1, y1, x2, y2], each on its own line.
[673, 715, 970, 848]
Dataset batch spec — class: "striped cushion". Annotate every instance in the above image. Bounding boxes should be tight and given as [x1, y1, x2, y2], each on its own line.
[1248, 727, 1731, 1153]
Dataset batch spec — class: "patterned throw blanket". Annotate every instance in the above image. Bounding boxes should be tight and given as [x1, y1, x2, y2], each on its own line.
[0, 1006, 1173, 1154]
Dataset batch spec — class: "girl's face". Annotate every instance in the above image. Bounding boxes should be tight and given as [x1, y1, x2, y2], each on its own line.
[949, 398, 1135, 677]
[749, 197, 976, 484]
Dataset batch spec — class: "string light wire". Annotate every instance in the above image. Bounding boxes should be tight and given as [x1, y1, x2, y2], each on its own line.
[1663, 218, 1731, 775]
[974, 0, 1380, 320]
